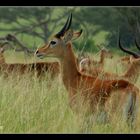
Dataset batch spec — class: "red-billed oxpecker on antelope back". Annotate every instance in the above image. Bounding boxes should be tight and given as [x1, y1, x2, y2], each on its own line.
[35, 13, 140, 125]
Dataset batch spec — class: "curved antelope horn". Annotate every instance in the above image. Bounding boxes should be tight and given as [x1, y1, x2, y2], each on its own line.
[135, 37, 140, 51]
[55, 13, 72, 38]
[118, 35, 140, 58]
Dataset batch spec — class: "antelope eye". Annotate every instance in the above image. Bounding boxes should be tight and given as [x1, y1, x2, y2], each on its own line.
[50, 41, 56, 45]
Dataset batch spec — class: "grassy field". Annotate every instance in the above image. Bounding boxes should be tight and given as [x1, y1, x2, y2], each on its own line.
[0, 50, 140, 133]
[1, 7, 140, 133]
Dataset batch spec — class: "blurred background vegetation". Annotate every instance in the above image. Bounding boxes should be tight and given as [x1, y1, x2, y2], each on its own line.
[0, 7, 140, 54]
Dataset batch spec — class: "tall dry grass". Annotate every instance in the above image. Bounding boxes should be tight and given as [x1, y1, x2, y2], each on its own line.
[0, 51, 140, 133]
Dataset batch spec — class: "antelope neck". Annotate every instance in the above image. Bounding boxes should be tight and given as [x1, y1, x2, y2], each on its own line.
[60, 43, 79, 92]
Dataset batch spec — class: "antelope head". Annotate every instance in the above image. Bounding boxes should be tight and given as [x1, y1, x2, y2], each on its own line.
[35, 13, 82, 60]
[118, 33, 140, 65]
[118, 35, 140, 59]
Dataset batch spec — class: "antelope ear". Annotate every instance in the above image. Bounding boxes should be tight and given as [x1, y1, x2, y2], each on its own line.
[63, 29, 83, 44]
[63, 29, 74, 44]
[72, 29, 83, 40]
